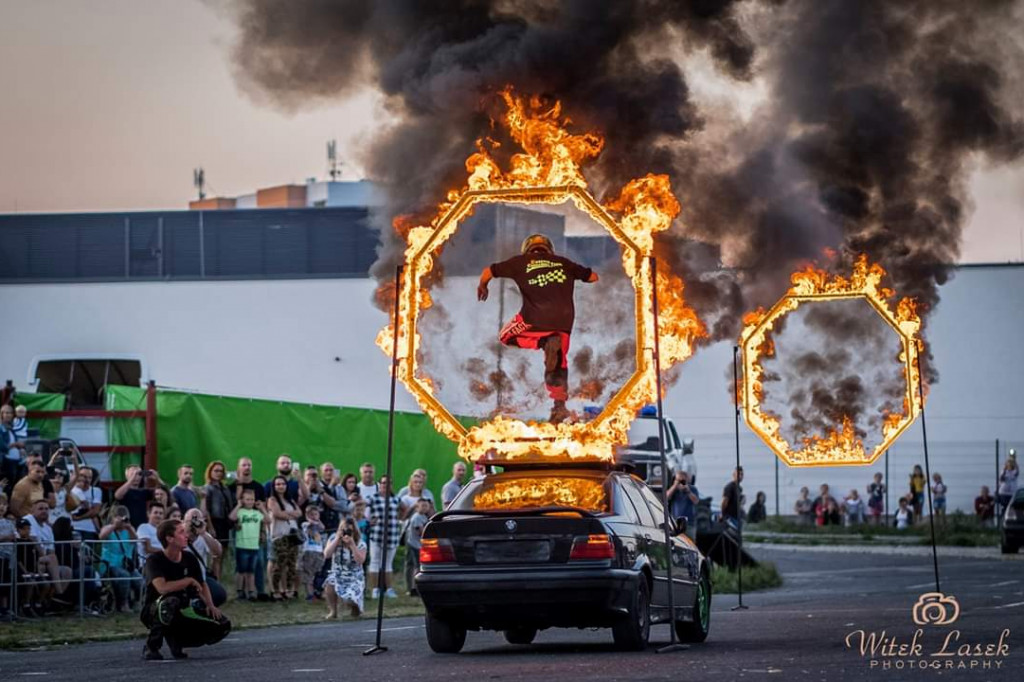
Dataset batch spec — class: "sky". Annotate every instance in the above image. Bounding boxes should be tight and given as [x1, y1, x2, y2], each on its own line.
[1, 0, 1022, 263]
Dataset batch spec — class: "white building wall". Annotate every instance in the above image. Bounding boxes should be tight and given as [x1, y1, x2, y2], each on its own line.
[4, 265, 1022, 514]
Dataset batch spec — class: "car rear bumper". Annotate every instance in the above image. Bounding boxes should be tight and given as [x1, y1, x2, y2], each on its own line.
[416, 566, 640, 630]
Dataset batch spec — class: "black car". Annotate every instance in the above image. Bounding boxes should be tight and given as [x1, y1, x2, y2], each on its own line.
[1002, 489, 1024, 554]
[415, 464, 712, 653]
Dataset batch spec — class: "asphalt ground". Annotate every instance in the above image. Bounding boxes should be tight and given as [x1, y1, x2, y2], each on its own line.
[1, 546, 1022, 681]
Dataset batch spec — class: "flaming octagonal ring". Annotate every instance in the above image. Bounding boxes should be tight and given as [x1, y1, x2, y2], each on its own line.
[387, 184, 672, 463]
[739, 260, 924, 467]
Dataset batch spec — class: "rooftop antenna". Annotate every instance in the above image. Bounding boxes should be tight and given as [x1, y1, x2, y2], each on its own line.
[327, 140, 342, 181]
[193, 167, 206, 200]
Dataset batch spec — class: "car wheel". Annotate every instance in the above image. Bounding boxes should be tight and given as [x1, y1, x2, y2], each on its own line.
[676, 570, 712, 643]
[612, 578, 650, 650]
[425, 611, 467, 654]
[504, 627, 538, 645]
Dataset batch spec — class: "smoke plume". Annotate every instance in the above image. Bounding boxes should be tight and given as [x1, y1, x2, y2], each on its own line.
[224, 0, 1024, 427]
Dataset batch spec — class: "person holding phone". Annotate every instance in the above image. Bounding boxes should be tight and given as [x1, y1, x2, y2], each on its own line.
[322, 517, 367, 620]
[99, 505, 141, 612]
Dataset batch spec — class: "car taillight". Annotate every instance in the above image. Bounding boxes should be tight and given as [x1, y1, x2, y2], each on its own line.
[569, 534, 615, 561]
[420, 538, 456, 563]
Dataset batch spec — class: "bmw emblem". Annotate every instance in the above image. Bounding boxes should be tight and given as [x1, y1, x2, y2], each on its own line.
[505, 519, 517, 533]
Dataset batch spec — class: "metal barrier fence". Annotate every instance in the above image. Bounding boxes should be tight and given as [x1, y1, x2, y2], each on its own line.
[1, 537, 146, 619]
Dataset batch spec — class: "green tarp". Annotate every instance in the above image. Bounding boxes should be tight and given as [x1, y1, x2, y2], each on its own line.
[13, 392, 65, 439]
[105, 385, 469, 496]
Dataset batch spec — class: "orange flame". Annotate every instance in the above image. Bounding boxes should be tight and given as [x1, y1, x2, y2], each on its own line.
[739, 255, 925, 466]
[472, 477, 608, 513]
[376, 88, 706, 462]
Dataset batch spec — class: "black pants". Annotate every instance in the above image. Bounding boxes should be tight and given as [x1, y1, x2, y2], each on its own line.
[142, 595, 231, 652]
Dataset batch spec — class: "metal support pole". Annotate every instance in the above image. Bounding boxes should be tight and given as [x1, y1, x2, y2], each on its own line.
[10, 547, 17, 618]
[78, 542, 86, 618]
[774, 456, 779, 517]
[144, 380, 157, 472]
[885, 450, 890, 528]
[918, 365, 941, 594]
[995, 439, 1001, 530]
[365, 264, 403, 657]
[732, 346, 748, 610]
[650, 258, 687, 654]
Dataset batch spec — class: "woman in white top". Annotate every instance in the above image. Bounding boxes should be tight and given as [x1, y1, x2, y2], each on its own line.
[895, 497, 912, 530]
[396, 469, 435, 520]
[48, 468, 74, 526]
[998, 456, 1019, 517]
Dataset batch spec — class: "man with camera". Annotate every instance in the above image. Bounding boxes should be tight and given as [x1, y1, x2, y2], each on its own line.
[667, 470, 701, 541]
[115, 465, 167, 529]
[183, 508, 226, 604]
[142, 519, 230, 660]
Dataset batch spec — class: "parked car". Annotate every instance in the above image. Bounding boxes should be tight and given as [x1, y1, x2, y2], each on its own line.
[615, 407, 697, 491]
[1002, 489, 1024, 554]
[415, 464, 712, 653]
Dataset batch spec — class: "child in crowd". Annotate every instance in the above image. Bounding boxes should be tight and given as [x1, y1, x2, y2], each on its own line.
[793, 487, 813, 525]
[15, 518, 41, 617]
[12, 406, 29, 442]
[895, 497, 912, 530]
[299, 505, 326, 602]
[843, 489, 865, 526]
[867, 472, 885, 525]
[404, 498, 431, 597]
[0, 493, 14, 618]
[229, 489, 265, 601]
[931, 473, 947, 524]
[354, 500, 369, 538]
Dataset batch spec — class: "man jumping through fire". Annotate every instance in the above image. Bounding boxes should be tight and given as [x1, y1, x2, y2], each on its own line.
[477, 233, 599, 423]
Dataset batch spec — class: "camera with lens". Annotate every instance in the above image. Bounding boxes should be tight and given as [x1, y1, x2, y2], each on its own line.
[341, 527, 352, 538]
[191, 517, 205, 530]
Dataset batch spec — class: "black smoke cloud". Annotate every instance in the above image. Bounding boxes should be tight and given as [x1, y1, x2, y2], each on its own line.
[223, 0, 756, 277]
[224, 0, 1024, 427]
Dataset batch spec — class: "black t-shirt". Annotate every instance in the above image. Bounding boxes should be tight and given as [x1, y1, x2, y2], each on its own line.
[120, 487, 154, 528]
[722, 481, 742, 520]
[491, 253, 592, 333]
[235, 480, 266, 503]
[142, 550, 205, 611]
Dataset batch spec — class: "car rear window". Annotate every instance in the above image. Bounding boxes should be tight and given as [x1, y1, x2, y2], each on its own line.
[453, 475, 610, 514]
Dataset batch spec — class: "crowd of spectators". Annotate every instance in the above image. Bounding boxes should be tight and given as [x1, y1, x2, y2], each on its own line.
[0, 407, 472, 623]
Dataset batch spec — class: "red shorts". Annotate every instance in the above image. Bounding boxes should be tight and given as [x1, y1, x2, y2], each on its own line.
[499, 314, 570, 368]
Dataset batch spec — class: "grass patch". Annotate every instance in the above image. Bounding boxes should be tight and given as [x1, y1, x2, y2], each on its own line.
[0, 547, 426, 651]
[711, 561, 783, 594]
[751, 512, 999, 546]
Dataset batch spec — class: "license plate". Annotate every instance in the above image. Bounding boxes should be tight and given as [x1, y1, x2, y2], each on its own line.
[474, 540, 551, 563]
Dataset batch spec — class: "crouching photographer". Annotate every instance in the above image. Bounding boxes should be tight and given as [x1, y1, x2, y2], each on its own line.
[183, 509, 226, 607]
[141, 519, 230, 660]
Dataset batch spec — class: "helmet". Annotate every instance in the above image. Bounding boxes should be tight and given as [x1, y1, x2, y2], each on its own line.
[520, 233, 553, 255]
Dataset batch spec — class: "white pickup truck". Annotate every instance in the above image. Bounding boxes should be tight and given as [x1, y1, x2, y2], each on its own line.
[615, 408, 697, 491]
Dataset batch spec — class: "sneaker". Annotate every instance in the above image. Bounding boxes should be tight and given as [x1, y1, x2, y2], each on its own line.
[371, 588, 380, 599]
[384, 588, 398, 599]
[236, 591, 247, 601]
[143, 646, 164, 661]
